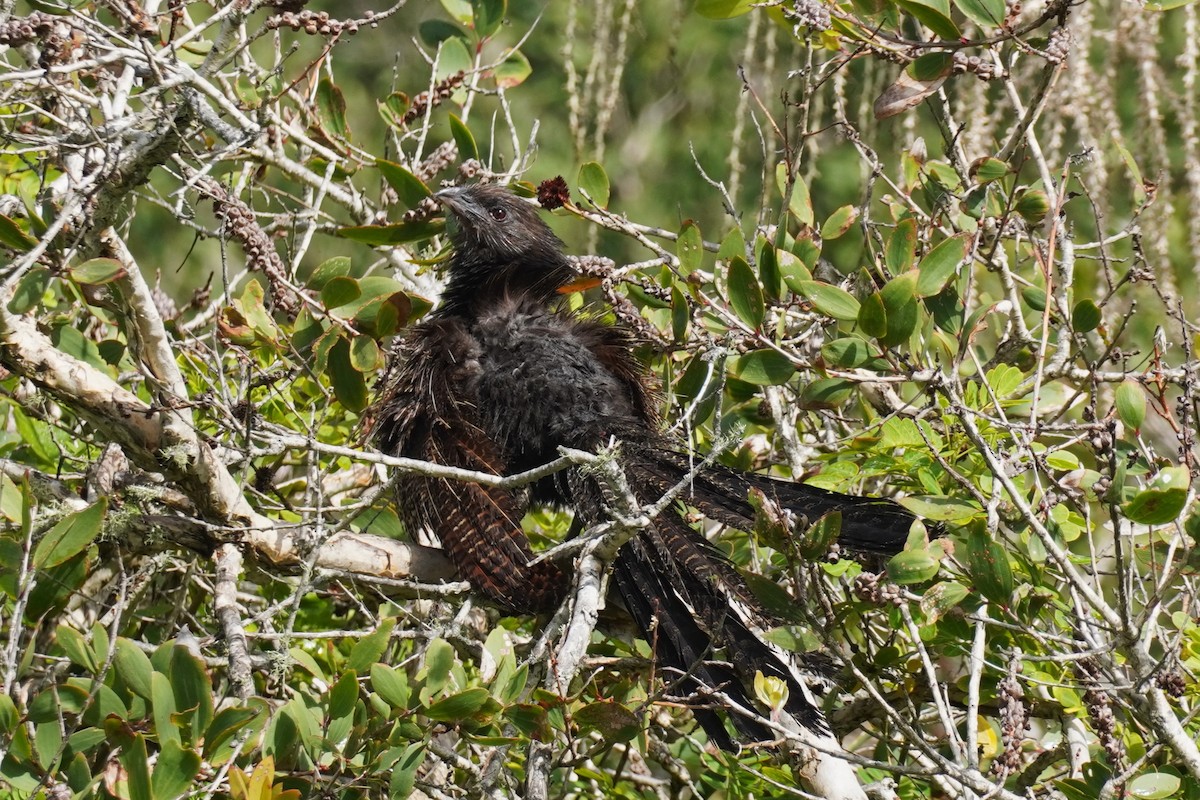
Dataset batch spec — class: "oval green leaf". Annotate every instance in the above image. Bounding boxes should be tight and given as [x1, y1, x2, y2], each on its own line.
[820, 205, 858, 240]
[1115, 379, 1146, 431]
[878, 270, 920, 346]
[726, 256, 764, 329]
[424, 687, 490, 722]
[916, 234, 968, 297]
[33, 499, 106, 570]
[731, 349, 795, 385]
[376, 160, 432, 209]
[886, 549, 940, 585]
[70, 258, 127, 286]
[578, 161, 610, 208]
[797, 280, 860, 321]
[677, 222, 703, 274]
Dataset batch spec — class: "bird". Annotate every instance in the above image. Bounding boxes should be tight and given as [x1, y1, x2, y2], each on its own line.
[368, 181, 918, 748]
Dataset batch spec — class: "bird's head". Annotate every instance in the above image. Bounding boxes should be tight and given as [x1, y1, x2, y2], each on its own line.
[434, 183, 573, 314]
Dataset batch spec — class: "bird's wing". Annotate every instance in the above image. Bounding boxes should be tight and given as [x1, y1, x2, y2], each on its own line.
[370, 319, 566, 613]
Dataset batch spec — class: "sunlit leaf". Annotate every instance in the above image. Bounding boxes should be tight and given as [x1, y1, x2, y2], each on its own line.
[796, 280, 860, 321]
[916, 234, 968, 297]
[820, 205, 858, 240]
[33, 499, 106, 570]
[578, 161, 610, 208]
[730, 349, 795, 385]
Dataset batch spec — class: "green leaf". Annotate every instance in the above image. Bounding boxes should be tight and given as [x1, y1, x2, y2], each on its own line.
[472, 0, 506, 37]
[878, 270, 920, 346]
[10, 267, 51, 313]
[796, 280, 860, 321]
[574, 701, 640, 742]
[424, 687, 490, 722]
[677, 222, 703, 274]
[970, 157, 1010, 184]
[33, 499, 106, 570]
[120, 734, 153, 800]
[321, 276, 361, 309]
[798, 378, 855, 409]
[448, 114, 478, 161]
[730, 350, 795, 385]
[422, 638, 455, 696]
[306, 256, 352, 291]
[1125, 467, 1190, 525]
[858, 290, 887, 338]
[726, 256, 764, 328]
[965, 528, 1014, 603]
[0, 214, 37, 251]
[202, 706, 264, 763]
[1128, 773, 1181, 800]
[886, 549, 940, 585]
[151, 672, 180, 749]
[895, 0, 961, 38]
[151, 740, 201, 800]
[495, 49, 531, 88]
[671, 285, 689, 342]
[1146, 0, 1197, 8]
[418, 19, 465, 46]
[886, 218, 918, 274]
[69, 257, 126, 286]
[920, 581, 969, 623]
[578, 161, 610, 208]
[56, 624, 96, 672]
[899, 496, 982, 522]
[326, 335, 369, 413]
[114, 637, 155, 700]
[336, 220, 445, 245]
[874, 53, 952, 119]
[820, 205, 858, 240]
[1016, 189, 1051, 224]
[350, 335, 380, 372]
[774, 163, 813, 226]
[694, 0, 755, 17]
[316, 79, 350, 140]
[953, 0, 1005, 27]
[1115, 379, 1146, 431]
[371, 664, 411, 709]
[389, 743, 425, 800]
[376, 161, 432, 209]
[169, 646, 214, 741]
[916, 234, 968, 297]
[348, 618, 395, 673]
[821, 337, 874, 368]
[1072, 299, 1101, 333]
[1113, 138, 1147, 205]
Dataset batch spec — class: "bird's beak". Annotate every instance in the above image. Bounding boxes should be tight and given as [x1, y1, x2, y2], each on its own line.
[434, 187, 481, 230]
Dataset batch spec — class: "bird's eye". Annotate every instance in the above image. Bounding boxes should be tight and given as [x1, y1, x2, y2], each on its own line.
[488, 206, 507, 221]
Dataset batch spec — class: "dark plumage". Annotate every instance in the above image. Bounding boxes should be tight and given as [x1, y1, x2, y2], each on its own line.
[369, 183, 917, 746]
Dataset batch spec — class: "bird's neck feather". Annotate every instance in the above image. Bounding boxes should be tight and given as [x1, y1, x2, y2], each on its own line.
[437, 246, 573, 318]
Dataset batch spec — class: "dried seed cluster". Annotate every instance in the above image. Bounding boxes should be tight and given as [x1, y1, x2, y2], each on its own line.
[853, 571, 904, 606]
[993, 653, 1030, 775]
[784, 0, 832, 33]
[266, 11, 360, 37]
[197, 178, 299, 317]
[1076, 657, 1125, 769]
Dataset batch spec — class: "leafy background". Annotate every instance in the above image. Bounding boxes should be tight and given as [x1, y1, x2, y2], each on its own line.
[1, 0, 1199, 798]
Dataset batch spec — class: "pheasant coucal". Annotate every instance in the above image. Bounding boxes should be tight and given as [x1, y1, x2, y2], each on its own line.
[369, 182, 917, 747]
